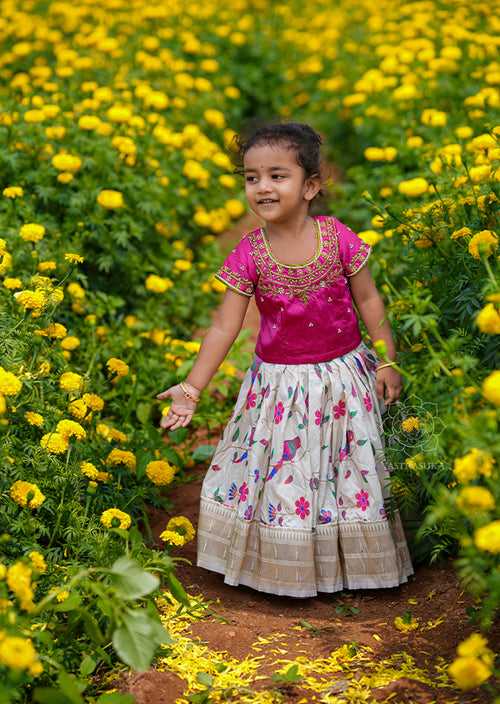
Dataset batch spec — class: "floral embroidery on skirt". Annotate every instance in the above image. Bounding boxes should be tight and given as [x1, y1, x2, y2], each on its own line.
[196, 341, 414, 597]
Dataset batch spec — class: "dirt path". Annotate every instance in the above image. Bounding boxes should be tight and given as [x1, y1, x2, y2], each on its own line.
[122, 206, 498, 704]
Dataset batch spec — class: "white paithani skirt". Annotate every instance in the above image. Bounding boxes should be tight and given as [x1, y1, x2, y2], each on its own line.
[196, 341, 414, 598]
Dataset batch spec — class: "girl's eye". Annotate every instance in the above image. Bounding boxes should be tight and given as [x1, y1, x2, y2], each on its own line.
[245, 175, 284, 182]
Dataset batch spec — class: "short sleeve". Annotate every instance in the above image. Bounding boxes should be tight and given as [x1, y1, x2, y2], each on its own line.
[214, 235, 257, 297]
[334, 217, 372, 277]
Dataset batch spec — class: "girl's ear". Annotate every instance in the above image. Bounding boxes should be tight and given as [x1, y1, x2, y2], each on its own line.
[304, 172, 322, 201]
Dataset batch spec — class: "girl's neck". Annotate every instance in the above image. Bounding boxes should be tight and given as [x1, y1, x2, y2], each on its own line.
[262, 211, 313, 241]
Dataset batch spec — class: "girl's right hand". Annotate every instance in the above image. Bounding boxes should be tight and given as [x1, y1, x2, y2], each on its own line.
[156, 384, 199, 431]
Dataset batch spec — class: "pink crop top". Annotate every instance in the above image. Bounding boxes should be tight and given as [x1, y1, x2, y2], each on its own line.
[214, 214, 372, 364]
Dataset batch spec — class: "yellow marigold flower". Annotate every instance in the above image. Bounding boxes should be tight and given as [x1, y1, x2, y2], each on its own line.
[79, 115, 101, 130]
[97, 189, 124, 209]
[3, 277, 22, 289]
[482, 370, 500, 406]
[24, 411, 44, 427]
[64, 252, 85, 264]
[455, 126, 473, 139]
[105, 448, 136, 471]
[457, 633, 491, 659]
[146, 460, 176, 486]
[166, 515, 196, 542]
[82, 393, 104, 411]
[3, 186, 23, 198]
[0, 367, 22, 396]
[401, 416, 420, 432]
[184, 341, 201, 353]
[97, 422, 112, 439]
[0, 636, 39, 671]
[219, 174, 236, 188]
[28, 551, 47, 574]
[14, 289, 47, 310]
[456, 487, 495, 512]
[474, 520, 500, 554]
[450, 227, 472, 240]
[37, 260, 56, 273]
[159, 529, 185, 546]
[106, 357, 129, 377]
[145, 274, 173, 293]
[100, 508, 131, 530]
[51, 153, 81, 172]
[357, 230, 383, 246]
[475, 303, 500, 334]
[56, 419, 86, 440]
[40, 432, 69, 454]
[109, 428, 127, 443]
[421, 109, 447, 126]
[56, 590, 70, 603]
[80, 461, 99, 479]
[59, 371, 83, 392]
[0, 565, 5, 580]
[68, 398, 87, 419]
[469, 165, 491, 183]
[35, 322, 67, 339]
[173, 259, 192, 272]
[67, 282, 86, 299]
[203, 108, 225, 128]
[6, 561, 34, 612]
[448, 656, 492, 690]
[406, 136, 423, 148]
[96, 471, 110, 482]
[10, 480, 45, 509]
[225, 199, 245, 218]
[468, 230, 498, 259]
[61, 336, 81, 351]
[453, 448, 495, 483]
[0, 251, 12, 276]
[19, 223, 46, 243]
[398, 177, 429, 197]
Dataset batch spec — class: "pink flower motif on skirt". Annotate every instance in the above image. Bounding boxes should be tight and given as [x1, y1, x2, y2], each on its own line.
[274, 401, 284, 424]
[333, 399, 346, 419]
[363, 392, 373, 412]
[245, 391, 257, 410]
[355, 490, 370, 511]
[295, 496, 310, 519]
[314, 409, 323, 425]
[239, 481, 248, 502]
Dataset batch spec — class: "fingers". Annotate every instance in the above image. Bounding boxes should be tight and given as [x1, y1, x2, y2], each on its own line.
[376, 378, 385, 401]
[156, 390, 170, 400]
[160, 408, 193, 431]
[384, 384, 402, 405]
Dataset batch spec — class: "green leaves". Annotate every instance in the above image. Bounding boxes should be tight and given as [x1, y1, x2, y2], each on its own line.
[110, 556, 160, 600]
[112, 608, 174, 672]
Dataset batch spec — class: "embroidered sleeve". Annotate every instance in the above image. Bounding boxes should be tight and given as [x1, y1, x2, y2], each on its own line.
[213, 234, 257, 297]
[334, 217, 372, 277]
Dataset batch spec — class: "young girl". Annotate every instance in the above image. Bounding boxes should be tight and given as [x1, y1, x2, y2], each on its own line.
[156, 122, 414, 598]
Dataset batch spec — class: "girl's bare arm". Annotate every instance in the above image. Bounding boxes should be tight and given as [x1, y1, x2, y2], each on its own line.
[156, 287, 251, 431]
[349, 266, 402, 404]
[348, 266, 396, 361]
[185, 288, 251, 391]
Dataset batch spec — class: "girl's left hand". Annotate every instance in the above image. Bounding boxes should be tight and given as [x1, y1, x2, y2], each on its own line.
[375, 367, 402, 405]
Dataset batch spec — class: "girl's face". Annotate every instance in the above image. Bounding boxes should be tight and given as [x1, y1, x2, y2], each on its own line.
[243, 142, 321, 223]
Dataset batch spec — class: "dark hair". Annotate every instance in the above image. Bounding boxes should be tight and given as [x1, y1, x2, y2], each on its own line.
[229, 120, 325, 206]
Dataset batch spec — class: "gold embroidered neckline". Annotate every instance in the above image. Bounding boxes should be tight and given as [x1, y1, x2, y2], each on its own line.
[260, 216, 322, 269]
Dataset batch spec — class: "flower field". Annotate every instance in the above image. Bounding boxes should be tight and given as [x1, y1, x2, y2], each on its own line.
[0, 0, 498, 701]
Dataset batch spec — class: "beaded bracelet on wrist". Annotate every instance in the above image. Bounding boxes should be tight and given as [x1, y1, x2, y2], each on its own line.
[179, 381, 200, 402]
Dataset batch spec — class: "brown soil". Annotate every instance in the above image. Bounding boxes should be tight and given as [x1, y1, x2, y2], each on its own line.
[122, 189, 499, 704]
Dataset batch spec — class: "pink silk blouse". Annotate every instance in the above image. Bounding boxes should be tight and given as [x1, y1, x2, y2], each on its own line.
[214, 214, 372, 364]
